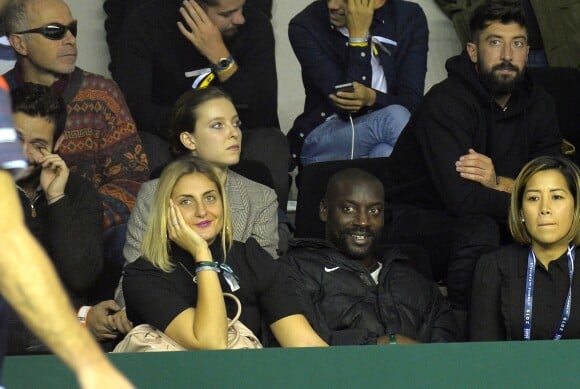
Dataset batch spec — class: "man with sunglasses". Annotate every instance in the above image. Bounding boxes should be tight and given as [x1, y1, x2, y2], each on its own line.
[3, 0, 150, 269]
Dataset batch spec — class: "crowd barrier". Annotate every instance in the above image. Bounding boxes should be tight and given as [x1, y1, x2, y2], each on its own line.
[5, 339, 580, 388]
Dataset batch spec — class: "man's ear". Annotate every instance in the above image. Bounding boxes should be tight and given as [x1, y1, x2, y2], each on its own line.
[319, 199, 328, 222]
[466, 42, 478, 64]
[9, 34, 27, 56]
[374, 0, 386, 9]
[179, 131, 196, 151]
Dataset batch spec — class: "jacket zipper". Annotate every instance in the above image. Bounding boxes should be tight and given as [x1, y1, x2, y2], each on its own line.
[17, 186, 41, 218]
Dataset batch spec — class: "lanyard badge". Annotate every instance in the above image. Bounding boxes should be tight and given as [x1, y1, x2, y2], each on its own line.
[523, 245, 575, 340]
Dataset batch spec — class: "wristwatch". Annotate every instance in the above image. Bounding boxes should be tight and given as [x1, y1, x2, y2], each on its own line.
[211, 55, 235, 73]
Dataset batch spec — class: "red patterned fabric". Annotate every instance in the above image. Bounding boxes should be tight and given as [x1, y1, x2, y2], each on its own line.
[59, 69, 149, 229]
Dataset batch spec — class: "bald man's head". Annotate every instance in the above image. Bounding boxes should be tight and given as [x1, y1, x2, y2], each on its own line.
[320, 169, 385, 264]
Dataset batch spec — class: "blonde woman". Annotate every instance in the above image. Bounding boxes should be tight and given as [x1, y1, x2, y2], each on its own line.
[116, 86, 279, 307]
[123, 157, 326, 349]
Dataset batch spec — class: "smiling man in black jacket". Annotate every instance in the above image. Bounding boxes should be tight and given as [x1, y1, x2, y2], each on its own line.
[383, 0, 562, 322]
[282, 168, 457, 345]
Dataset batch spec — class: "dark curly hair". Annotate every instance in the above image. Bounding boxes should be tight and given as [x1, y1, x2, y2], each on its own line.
[11, 82, 67, 142]
[469, 0, 527, 43]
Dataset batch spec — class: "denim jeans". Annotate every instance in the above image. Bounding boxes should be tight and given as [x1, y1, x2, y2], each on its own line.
[301, 104, 410, 166]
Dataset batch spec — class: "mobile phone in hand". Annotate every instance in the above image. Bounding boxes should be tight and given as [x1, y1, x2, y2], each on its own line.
[334, 82, 354, 93]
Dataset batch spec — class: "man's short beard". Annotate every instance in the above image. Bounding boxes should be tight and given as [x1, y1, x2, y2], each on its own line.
[478, 62, 525, 97]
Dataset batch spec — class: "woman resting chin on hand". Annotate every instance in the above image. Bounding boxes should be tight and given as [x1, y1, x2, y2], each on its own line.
[123, 157, 327, 349]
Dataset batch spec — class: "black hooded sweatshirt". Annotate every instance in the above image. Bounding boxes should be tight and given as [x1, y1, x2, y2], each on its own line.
[384, 51, 562, 222]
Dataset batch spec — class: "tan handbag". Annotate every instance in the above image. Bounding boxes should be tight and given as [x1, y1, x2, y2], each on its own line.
[112, 323, 185, 352]
[223, 292, 263, 349]
[113, 293, 262, 352]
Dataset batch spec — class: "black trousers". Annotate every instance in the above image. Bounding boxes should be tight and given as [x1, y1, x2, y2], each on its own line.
[387, 204, 501, 310]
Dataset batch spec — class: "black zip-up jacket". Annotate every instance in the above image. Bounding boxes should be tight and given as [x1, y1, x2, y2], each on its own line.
[17, 174, 103, 308]
[281, 239, 457, 344]
[385, 51, 562, 222]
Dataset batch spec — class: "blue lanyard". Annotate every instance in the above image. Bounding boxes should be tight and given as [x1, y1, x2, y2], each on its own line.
[523, 245, 575, 340]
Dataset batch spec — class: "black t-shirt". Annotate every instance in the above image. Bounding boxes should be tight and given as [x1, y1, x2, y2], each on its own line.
[123, 237, 302, 342]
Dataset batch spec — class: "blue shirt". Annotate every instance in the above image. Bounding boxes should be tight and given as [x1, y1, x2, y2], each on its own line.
[287, 0, 428, 166]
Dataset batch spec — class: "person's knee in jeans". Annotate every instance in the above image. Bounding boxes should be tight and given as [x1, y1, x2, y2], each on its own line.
[353, 104, 410, 158]
[369, 143, 394, 158]
[368, 104, 410, 144]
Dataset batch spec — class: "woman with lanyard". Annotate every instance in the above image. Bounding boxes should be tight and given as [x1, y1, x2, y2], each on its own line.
[471, 155, 580, 341]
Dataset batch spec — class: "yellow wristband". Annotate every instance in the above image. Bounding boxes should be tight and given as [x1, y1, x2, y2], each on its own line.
[348, 42, 369, 47]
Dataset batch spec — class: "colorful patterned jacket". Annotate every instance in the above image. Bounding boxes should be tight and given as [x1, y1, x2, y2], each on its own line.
[4, 67, 150, 229]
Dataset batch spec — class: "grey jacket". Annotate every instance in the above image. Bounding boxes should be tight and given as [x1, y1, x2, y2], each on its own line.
[123, 169, 278, 262]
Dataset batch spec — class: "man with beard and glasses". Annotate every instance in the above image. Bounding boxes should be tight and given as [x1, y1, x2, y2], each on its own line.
[381, 0, 562, 335]
[113, 0, 291, 211]
[281, 168, 457, 345]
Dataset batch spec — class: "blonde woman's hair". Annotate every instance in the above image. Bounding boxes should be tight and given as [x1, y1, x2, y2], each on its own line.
[141, 156, 233, 272]
[509, 155, 580, 246]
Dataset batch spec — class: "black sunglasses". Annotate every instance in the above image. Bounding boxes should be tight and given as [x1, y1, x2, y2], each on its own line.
[14, 21, 77, 40]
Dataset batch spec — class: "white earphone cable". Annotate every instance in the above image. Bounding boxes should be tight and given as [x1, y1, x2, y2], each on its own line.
[349, 113, 355, 159]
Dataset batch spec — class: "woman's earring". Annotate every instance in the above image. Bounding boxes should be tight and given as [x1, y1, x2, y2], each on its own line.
[521, 218, 525, 223]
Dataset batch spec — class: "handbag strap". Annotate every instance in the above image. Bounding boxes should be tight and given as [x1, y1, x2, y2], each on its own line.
[175, 261, 243, 328]
[223, 292, 242, 327]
